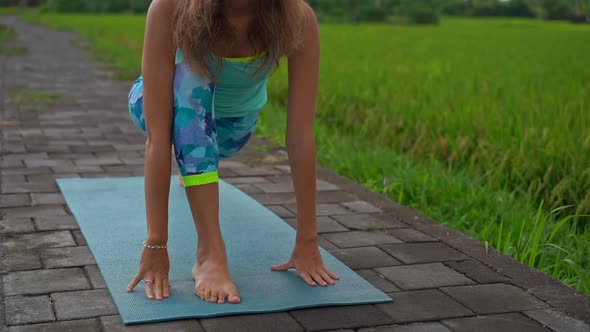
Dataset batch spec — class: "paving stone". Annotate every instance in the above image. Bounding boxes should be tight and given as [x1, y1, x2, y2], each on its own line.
[382, 228, 437, 242]
[333, 214, 408, 230]
[224, 177, 271, 185]
[358, 322, 453, 332]
[316, 190, 358, 203]
[1, 182, 59, 194]
[290, 305, 393, 331]
[103, 165, 141, 173]
[201, 312, 302, 332]
[375, 263, 476, 290]
[283, 203, 355, 216]
[27, 173, 80, 183]
[329, 247, 402, 269]
[0, 217, 35, 233]
[1, 205, 68, 219]
[0, 251, 42, 273]
[0, 194, 31, 208]
[323, 231, 403, 248]
[318, 235, 339, 250]
[254, 179, 338, 193]
[5, 295, 55, 325]
[6, 319, 101, 332]
[274, 165, 291, 173]
[50, 165, 103, 173]
[71, 145, 115, 153]
[230, 166, 283, 176]
[439, 283, 551, 315]
[3, 268, 90, 295]
[218, 168, 238, 177]
[341, 200, 383, 213]
[283, 217, 348, 233]
[26, 145, 71, 153]
[2, 167, 53, 176]
[72, 229, 87, 245]
[1, 175, 27, 184]
[100, 315, 203, 331]
[84, 265, 106, 288]
[0, 153, 49, 162]
[267, 205, 295, 218]
[250, 192, 297, 205]
[523, 308, 590, 332]
[23, 159, 74, 168]
[40, 246, 96, 268]
[376, 289, 473, 323]
[119, 157, 145, 165]
[234, 184, 264, 194]
[218, 160, 248, 169]
[379, 243, 469, 264]
[442, 313, 551, 332]
[444, 260, 509, 284]
[75, 157, 122, 166]
[52, 289, 117, 320]
[0, 230, 76, 251]
[34, 215, 79, 230]
[356, 269, 402, 293]
[31, 193, 65, 205]
[0, 159, 24, 168]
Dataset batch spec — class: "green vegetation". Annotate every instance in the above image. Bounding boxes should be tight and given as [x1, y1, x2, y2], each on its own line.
[20, 13, 590, 294]
[0, 6, 27, 15]
[9, 87, 70, 112]
[12, 0, 590, 24]
[0, 24, 26, 55]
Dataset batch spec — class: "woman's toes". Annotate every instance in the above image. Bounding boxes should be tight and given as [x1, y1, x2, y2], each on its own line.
[228, 291, 241, 304]
[209, 291, 219, 303]
[217, 292, 227, 304]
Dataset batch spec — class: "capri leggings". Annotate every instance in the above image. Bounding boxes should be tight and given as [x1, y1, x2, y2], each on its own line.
[127, 63, 258, 187]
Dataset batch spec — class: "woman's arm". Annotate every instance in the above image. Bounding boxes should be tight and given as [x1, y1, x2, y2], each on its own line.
[271, 4, 339, 287]
[286, 4, 320, 245]
[142, 0, 176, 244]
[126, 0, 175, 300]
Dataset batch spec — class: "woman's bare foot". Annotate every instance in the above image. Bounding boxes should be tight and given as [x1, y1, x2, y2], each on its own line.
[192, 251, 240, 304]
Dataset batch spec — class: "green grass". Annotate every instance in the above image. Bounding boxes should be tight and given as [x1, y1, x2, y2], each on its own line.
[0, 6, 27, 16]
[0, 24, 26, 55]
[21, 12, 590, 294]
[9, 87, 70, 112]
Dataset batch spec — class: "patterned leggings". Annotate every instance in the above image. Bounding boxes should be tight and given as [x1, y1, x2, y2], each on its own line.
[128, 70, 258, 187]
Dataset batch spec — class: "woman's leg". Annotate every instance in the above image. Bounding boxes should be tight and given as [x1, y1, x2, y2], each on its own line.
[172, 62, 241, 304]
[215, 113, 259, 160]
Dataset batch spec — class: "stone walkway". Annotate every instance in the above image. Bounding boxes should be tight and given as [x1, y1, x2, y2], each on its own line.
[1, 16, 589, 332]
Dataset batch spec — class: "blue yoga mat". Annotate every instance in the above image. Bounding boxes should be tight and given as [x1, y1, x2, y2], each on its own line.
[56, 176, 392, 325]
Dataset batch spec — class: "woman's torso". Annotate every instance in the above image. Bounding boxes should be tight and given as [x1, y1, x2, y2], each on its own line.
[175, 48, 272, 118]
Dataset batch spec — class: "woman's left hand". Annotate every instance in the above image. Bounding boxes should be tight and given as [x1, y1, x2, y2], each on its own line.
[271, 239, 340, 286]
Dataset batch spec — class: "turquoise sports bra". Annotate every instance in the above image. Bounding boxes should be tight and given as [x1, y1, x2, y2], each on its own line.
[175, 48, 272, 118]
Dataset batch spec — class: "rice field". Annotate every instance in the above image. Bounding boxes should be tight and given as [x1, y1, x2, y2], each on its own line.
[19, 12, 590, 294]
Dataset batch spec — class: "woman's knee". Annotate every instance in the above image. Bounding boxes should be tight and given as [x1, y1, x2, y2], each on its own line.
[172, 66, 219, 187]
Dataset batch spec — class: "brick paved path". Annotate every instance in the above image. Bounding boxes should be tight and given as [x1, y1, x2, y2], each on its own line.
[1, 16, 589, 332]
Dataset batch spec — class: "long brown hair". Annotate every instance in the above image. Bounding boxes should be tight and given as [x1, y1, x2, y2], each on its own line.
[172, 0, 307, 81]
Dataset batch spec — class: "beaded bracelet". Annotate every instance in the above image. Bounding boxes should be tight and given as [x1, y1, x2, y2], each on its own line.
[143, 240, 167, 249]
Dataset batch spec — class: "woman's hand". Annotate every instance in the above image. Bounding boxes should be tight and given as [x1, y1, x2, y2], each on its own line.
[271, 238, 340, 287]
[127, 247, 171, 300]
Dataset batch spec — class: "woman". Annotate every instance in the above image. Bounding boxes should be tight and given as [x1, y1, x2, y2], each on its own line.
[125, 0, 339, 305]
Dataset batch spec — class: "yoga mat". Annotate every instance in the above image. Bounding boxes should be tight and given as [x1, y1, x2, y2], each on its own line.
[56, 176, 393, 325]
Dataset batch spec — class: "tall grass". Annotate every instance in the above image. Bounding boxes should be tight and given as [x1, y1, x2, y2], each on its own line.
[22, 12, 590, 293]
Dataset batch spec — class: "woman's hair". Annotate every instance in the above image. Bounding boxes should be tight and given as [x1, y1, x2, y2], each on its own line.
[172, 0, 308, 81]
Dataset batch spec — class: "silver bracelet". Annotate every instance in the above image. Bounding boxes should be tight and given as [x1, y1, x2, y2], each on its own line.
[143, 240, 167, 249]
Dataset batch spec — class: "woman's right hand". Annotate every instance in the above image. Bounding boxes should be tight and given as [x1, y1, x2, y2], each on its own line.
[126, 246, 171, 300]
